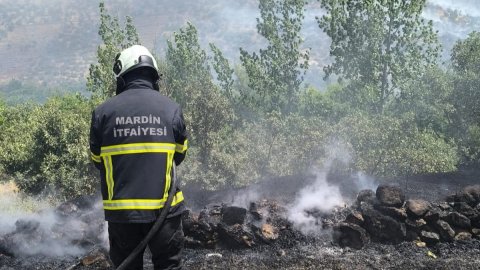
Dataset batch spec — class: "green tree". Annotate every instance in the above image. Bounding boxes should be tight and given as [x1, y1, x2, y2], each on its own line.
[165, 22, 211, 103]
[452, 31, 480, 75]
[318, 0, 440, 113]
[165, 23, 235, 188]
[392, 67, 455, 135]
[451, 31, 480, 125]
[240, 0, 309, 114]
[210, 43, 234, 99]
[450, 31, 480, 164]
[86, 2, 140, 99]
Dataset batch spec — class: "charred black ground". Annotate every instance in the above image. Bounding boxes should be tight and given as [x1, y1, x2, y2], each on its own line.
[1, 169, 480, 270]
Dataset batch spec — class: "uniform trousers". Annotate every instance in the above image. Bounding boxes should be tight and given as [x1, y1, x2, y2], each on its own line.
[108, 215, 184, 270]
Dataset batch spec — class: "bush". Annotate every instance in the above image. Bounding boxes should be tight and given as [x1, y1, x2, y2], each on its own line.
[334, 113, 459, 177]
[0, 95, 97, 199]
[179, 112, 330, 190]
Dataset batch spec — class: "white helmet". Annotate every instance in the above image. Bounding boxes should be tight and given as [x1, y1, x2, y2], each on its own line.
[113, 45, 159, 79]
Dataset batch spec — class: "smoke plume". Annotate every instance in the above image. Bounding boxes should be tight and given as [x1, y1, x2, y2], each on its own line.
[287, 140, 377, 234]
[0, 190, 106, 257]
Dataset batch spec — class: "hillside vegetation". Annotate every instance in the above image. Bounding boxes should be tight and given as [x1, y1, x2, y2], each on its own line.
[0, 0, 479, 199]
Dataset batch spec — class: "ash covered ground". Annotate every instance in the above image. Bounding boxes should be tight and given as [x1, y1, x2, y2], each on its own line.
[1, 169, 480, 270]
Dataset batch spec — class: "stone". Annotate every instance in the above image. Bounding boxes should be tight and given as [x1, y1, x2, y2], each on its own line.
[249, 202, 263, 220]
[55, 201, 80, 217]
[446, 212, 471, 229]
[420, 231, 440, 246]
[406, 199, 431, 218]
[435, 220, 455, 242]
[362, 207, 406, 244]
[14, 219, 40, 233]
[376, 185, 405, 207]
[222, 206, 247, 225]
[415, 240, 426, 247]
[463, 185, 480, 204]
[356, 189, 376, 205]
[472, 228, 480, 239]
[333, 222, 370, 250]
[405, 219, 427, 233]
[217, 223, 254, 249]
[447, 185, 480, 207]
[261, 223, 279, 241]
[199, 205, 223, 230]
[345, 211, 364, 226]
[375, 205, 408, 221]
[453, 202, 478, 218]
[182, 210, 197, 233]
[423, 209, 445, 224]
[81, 249, 110, 267]
[437, 202, 452, 211]
[454, 232, 472, 241]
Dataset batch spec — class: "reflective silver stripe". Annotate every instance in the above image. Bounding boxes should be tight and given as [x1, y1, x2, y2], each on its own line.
[91, 152, 101, 162]
[175, 139, 188, 153]
[104, 201, 164, 208]
[100, 143, 176, 156]
[103, 191, 185, 210]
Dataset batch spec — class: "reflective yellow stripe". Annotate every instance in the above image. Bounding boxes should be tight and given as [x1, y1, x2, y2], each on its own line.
[103, 156, 114, 200]
[103, 191, 184, 210]
[91, 152, 101, 163]
[100, 143, 176, 156]
[164, 152, 173, 199]
[175, 139, 188, 154]
[100, 142, 181, 208]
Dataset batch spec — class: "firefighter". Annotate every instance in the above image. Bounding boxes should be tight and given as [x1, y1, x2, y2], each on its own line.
[89, 45, 188, 270]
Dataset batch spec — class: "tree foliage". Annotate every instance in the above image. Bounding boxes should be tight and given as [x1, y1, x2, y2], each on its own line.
[240, 0, 309, 114]
[3, 1, 480, 199]
[0, 95, 96, 199]
[210, 43, 234, 98]
[451, 31, 480, 75]
[449, 32, 480, 164]
[318, 0, 440, 113]
[164, 22, 237, 188]
[335, 113, 458, 177]
[86, 2, 140, 99]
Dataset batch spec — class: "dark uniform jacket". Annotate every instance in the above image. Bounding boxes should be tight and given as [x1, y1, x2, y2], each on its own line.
[89, 78, 187, 223]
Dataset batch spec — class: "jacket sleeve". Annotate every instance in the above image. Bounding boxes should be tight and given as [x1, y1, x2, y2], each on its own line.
[173, 107, 188, 166]
[89, 110, 103, 170]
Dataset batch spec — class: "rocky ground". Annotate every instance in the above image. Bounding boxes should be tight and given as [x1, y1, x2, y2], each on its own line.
[0, 169, 479, 270]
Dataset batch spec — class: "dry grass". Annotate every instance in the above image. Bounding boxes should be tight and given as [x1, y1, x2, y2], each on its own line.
[0, 181, 52, 214]
[0, 181, 19, 194]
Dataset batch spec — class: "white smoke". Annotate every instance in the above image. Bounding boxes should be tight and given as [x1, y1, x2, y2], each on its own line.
[355, 172, 378, 191]
[0, 189, 105, 257]
[5, 210, 86, 257]
[428, 0, 480, 17]
[287, 140, 377, 234]
[231, 188, 261, 209]
[288, 169, 344, 234]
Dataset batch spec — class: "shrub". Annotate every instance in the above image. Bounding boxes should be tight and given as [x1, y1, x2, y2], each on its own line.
[0, 95, 97, 199]
[334, 113, 458, 177]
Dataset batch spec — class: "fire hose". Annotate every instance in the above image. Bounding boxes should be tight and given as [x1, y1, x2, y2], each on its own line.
[116, 164, 179, 270]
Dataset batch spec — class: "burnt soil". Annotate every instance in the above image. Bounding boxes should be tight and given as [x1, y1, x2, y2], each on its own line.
[1, 168, 480, 270]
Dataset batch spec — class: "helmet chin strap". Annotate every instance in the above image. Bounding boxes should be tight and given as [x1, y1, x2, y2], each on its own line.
[116, 77, 126, 95]
[153, 79, 160, 91]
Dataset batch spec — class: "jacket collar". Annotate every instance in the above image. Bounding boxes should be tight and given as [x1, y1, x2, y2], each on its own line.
[117, 76, 155, 95]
